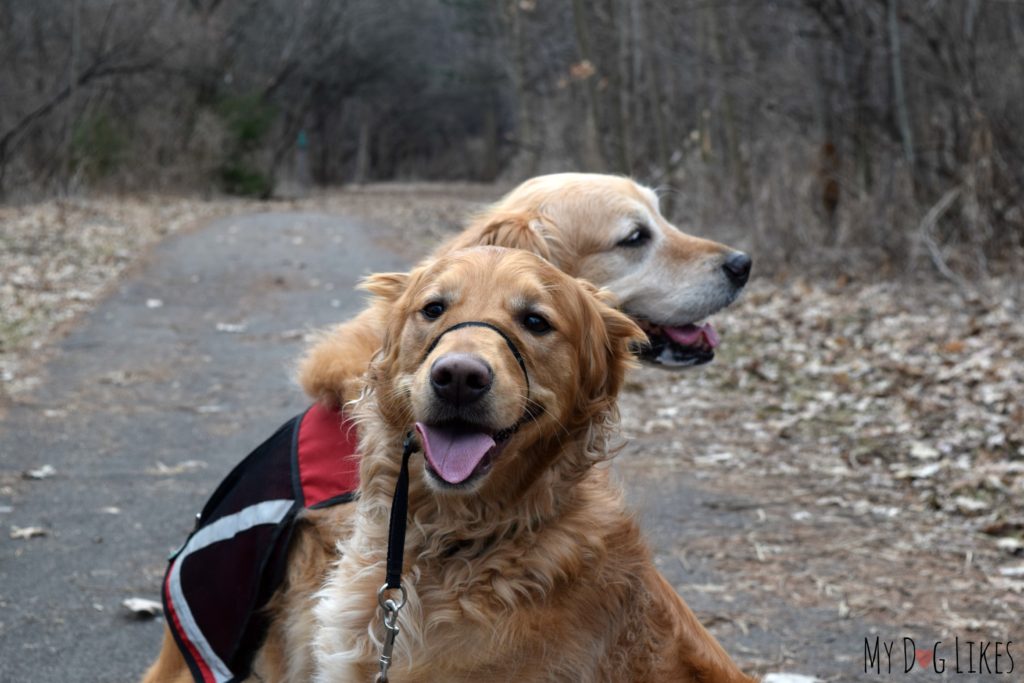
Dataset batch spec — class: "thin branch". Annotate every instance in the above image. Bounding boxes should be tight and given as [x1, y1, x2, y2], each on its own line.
[916, 186, 969, 292]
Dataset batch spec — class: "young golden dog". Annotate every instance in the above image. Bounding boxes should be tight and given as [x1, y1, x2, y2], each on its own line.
[315, 247, 754, 681]
[299, 173, 751, 409]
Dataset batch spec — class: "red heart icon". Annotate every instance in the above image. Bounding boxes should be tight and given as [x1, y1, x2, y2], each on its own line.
[915, 648, 933, 669]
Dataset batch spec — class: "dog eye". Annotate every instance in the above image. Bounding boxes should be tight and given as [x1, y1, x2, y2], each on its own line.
[617, 224, 651, 248]
[421, 302, 446, 320]
[521, 313, 552, 335]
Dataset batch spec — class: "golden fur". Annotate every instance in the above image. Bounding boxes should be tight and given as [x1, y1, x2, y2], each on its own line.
[143, 175, 754, 682]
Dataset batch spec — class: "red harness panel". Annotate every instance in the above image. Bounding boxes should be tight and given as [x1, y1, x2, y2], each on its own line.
[298, 402, 361, 508]
[163, 406, 360, 683]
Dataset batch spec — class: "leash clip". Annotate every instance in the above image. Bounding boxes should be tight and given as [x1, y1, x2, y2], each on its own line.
[375, 584, 407, 683]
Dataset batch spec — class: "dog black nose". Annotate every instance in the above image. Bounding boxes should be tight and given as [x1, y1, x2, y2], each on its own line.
[430, 353, 493, 406]
[722, 252, 752, 287]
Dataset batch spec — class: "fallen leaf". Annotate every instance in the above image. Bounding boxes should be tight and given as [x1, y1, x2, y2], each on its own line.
[942, 340, 966, 354]
[122, 597, 162, 617]
[23, 464, 56, 480]
[10, 526, 47, 539]
[694, 452, 735, 466]
[893, 462, 942, 479]
[954, 496, 990, 514]
[763, 675, 822, 683]
[987, 577, 1024, 593]
[997, 538, 1024, 552]
[909, 441, 939, 460]
[149, 460, 207, 476]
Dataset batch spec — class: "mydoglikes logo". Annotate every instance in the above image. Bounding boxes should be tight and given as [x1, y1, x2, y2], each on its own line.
[865, 637, 1014, 675]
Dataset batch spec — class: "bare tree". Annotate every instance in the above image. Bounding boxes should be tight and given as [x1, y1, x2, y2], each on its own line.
[0, 0, 1021, 277]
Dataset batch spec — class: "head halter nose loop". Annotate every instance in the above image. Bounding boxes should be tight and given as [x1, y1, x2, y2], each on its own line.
[421, 321, 530, 393]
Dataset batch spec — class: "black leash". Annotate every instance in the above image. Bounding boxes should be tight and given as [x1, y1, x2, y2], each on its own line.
[375, 320, 531, 682]
[384, 432, 418, 590]
[375, 432, 417, 683]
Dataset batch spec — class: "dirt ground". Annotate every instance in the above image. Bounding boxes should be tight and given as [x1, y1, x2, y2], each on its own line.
[2, 185, 1021, 680]
[618, 280, 1024, 670]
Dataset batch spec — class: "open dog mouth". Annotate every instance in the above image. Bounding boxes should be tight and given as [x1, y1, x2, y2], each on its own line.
[415, 420, 507, 487]
[631, 320, 720, 368]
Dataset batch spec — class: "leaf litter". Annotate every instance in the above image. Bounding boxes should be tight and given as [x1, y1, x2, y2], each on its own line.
[616, 274, 1023, 665]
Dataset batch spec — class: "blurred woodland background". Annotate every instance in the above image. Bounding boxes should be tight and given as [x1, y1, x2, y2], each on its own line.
[3, 5, 1024, 676]
[3, 0, 1023, 278]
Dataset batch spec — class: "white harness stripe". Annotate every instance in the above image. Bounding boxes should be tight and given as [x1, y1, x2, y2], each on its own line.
[168, 498, 294, 683]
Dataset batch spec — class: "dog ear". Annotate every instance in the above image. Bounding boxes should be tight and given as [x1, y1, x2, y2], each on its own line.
[442, 211, 553, 262]
[358, 270, 409, 370]
[358, 272, 409, 303]
[575, 282, 645, 419]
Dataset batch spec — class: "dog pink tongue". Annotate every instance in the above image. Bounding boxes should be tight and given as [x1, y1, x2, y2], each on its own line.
[664, 323, 720, 348]
[415, 422, 496, 485]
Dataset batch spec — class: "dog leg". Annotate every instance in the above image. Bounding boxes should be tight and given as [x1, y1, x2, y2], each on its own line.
[297, 303, 388, 407]
[138, 626, 193, 683]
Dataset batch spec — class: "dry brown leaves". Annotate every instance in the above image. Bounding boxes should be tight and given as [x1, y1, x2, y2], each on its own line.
[617, 276, 1024, 644]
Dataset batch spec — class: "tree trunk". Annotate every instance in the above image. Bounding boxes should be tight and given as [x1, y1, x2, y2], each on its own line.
[640, 0, 672, 212]
[353, 101, 371, 184]
[481, 94, 499, 182]
[570, 0, 606, 171]
[64, 0, 81, 191]
[710, 2, 748, 204]
[888, 0, 915, 173]
[509, 0, 540, 176]
[612, 0, 632, 174]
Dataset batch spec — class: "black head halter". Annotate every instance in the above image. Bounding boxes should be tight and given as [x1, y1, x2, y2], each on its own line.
[421, 320, 530, 394]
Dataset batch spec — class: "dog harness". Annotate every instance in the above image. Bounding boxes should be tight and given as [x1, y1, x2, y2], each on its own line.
[162, 403, 360, 683]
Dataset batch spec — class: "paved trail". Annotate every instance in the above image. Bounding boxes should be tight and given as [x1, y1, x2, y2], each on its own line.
[0, 212, 969, 682]
[0, 213, 403, 681]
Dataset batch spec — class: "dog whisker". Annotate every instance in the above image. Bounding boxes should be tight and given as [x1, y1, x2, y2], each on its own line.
[510, 392, 570, 440]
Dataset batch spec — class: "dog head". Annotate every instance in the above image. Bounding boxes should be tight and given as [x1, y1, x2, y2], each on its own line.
[444, 173, 751, 368]
[363, 247, 643, 500]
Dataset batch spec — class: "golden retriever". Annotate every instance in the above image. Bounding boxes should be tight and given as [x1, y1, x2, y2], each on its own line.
[145, 248, 754, 682]
[306, 247, 755, 681]
[298, 173, 751, 409]
[142, 174, 754, 682]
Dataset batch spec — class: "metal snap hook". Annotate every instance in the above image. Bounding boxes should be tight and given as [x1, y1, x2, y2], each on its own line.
[377, 583, 408, 612]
